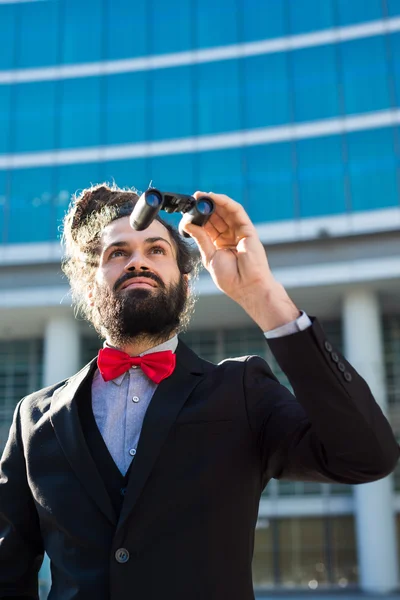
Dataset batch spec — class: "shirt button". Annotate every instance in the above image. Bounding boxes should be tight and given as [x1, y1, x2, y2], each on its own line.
[129, 448, 136, 456]
[132, 396, 140, 403]
[115, 548, 130, 563]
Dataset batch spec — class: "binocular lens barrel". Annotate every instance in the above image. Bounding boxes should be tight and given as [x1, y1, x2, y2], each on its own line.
[195, 198, 213, 215]
[178, 195, 215, 237]
[145, 192, 163, 207]
[129, 189, 163, 231]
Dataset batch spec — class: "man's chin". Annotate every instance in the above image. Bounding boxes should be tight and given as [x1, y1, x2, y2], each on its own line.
[119, 286, 156, 300]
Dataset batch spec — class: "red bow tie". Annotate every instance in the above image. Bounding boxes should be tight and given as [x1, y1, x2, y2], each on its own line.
[97, 347, 176, 384]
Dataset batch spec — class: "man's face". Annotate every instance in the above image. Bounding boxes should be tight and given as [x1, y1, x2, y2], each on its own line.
[91, 216, 189, 345]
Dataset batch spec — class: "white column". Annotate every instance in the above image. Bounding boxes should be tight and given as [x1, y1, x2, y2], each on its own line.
[343, 288, 398, 593]
[39, 313, 81, 598]
[43, 313, 81, 386]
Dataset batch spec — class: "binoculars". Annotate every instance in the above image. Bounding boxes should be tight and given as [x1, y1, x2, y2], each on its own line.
[129, 188, 215, 238]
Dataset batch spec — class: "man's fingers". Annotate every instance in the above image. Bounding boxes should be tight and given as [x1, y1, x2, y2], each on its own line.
[182, 222, 216, 266]
[204, 218, 227, 243]
[207, 212, 229, 236]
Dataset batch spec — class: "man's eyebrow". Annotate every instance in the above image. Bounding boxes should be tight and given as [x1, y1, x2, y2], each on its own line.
[102, 240, 129, 255]
[145, 236, 173, 249]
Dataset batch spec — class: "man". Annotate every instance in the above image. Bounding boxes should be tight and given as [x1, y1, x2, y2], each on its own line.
[0, 184, 398, 600]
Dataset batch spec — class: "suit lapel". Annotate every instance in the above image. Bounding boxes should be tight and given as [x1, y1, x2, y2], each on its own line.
[117, 339, 205, 530]
[49, 360, 117, 527]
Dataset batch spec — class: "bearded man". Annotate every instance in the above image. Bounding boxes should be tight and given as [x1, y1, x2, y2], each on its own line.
[0, 184, 398, 600]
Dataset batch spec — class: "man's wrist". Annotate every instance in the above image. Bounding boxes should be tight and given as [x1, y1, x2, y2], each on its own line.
[240, 282, 301, 331]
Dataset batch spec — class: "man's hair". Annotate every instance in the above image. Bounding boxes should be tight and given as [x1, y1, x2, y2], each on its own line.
[61, 182, 200, 329]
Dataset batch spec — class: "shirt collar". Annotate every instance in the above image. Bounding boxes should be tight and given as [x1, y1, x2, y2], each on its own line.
[101, 334, 179, 386]
[139, 335, 178, 356]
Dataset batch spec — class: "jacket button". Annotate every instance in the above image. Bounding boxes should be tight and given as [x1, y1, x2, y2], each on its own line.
[324, 341, 333, 352]
[331, 352, 339, 363]
[338, 362, 346, 372]
[344, 372, 352, 382]
[115, 548, 130, 563]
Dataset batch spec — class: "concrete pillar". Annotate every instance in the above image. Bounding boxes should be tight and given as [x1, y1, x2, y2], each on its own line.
[43, 313, 81, 386]
[343, 288, 398, 593]
[39, 313, 81, 598]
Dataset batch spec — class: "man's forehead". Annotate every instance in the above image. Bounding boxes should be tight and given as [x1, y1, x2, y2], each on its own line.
[100, 216, 173, 247]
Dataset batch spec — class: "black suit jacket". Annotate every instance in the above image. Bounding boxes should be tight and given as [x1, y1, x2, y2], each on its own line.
[0, 317, 398, 600]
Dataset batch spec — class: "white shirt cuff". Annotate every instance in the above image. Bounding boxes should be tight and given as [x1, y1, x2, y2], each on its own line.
[263, 310, 312, 339]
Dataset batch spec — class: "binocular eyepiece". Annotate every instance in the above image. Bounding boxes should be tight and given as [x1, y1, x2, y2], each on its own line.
[129, 188, 215, 238]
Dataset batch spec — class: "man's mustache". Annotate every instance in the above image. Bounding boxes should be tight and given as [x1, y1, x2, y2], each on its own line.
[113, 271, 165, 293]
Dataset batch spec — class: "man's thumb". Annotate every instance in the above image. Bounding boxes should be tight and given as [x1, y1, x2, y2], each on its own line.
[181, 222, 214, 266]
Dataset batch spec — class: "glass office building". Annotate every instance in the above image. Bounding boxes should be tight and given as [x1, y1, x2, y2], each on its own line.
[1, 0, 400, 596]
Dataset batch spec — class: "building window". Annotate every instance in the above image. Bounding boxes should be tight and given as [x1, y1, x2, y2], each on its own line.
[253, 515, 358, 589]
[81, 336, 103, 366]
[396, 515, 400, 570]
[383, 315, 400, 407]
[253, 517, 276, 587]
[383, 316, 400, 490]
[0, 339, 43, 451]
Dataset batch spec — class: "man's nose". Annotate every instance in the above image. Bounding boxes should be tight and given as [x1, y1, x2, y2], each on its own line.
[124, 251, 150, 272]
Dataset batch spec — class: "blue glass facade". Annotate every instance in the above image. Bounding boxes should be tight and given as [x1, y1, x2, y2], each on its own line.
[0, 0, 400, 244]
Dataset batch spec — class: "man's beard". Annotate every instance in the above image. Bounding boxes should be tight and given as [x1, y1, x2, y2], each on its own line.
[92, 271, 195, 347]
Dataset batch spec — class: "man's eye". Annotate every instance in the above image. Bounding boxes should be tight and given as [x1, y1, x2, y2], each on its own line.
[150, 246, 166, 255]
[109, 250, 125, 258]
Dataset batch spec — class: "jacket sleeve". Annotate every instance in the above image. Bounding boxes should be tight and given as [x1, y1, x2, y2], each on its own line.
[0, 400, 43, 600]
[244, 316, 400, 487]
